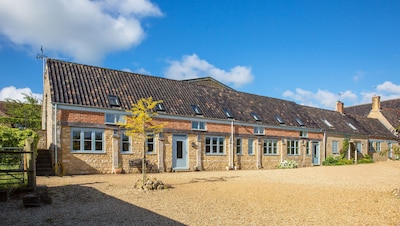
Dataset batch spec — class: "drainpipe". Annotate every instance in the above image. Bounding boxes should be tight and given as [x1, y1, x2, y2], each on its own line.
[54, 103, 58, 169]
[229, 119, 234, 170]
[323, 132, 327, 162]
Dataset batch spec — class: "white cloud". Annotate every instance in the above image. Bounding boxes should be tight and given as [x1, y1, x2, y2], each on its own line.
[353, 70, 365, 82]
[0, 86, 42, 102]
[164, 54, 254, 88]
[0, 0, 162, 64]
[283, 81, 400, 110]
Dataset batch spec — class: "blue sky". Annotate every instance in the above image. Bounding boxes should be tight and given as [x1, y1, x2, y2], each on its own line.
[1, 0, 400, 110]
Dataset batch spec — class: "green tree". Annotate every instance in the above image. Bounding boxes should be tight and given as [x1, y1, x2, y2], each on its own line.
[1, 93, 41, 129]
[119, 97, 165, 184]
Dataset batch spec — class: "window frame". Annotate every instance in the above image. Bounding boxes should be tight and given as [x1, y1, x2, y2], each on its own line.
[105, 113, 125, 125]
[146, 134, 156, 154]
[71, 128, 105, 153]
[287, 140, 300, 155]
[205, 136, 225, 155]
[191, 121, 206, 131]
[299, 131, 308, 138]
[121, 131, 131, 153]
[332, 140, 339, 154]
[248, 138, 254, 155]
[254, 126, 264, 135]
[236, 138, 242, 155]
[263, 139, 278, 155]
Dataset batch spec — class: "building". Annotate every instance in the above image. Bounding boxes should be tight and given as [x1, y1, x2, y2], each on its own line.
[42, 59, 398, 174]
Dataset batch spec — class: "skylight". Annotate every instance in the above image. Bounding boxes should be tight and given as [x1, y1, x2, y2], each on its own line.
[250, 112, 261, 121]
[275, 115, 285, 124]
[191, 105, 203, 115]
[223, 108, 234, 119]
[347, 122, 358, 130]
[107, 95, 120, 107]
[155, 103, 166, 112]
[295, 118, 305, 126]
[322, 119, 333, 128]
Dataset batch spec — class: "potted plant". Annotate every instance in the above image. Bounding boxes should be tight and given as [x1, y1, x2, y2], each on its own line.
[114, 163, 123, 174]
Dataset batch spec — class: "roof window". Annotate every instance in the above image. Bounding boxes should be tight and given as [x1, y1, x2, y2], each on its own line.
[295, 118, 305, 126]
[275, 115, 285, 124]
[250, 112, 261, 121]
[322, 119, 333, 128]
[223, 108, 234, 119]
[107, 95, 120, 107]
[155, 103, 166, 112]
[191, 105, 203, 115]
[347, 122, 358, 130]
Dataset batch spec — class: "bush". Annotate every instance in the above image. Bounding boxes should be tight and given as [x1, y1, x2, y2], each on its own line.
[277, 160, 298, 169]
[358, 154, 374, 164]
[323, 155, 353, 166]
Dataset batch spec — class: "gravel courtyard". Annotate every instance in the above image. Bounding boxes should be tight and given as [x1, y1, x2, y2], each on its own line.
[1, 161, 399, 225]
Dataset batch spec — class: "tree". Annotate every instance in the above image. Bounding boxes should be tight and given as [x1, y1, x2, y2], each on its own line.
[1, 93, 41, 130]
[119, 97, 165, 184]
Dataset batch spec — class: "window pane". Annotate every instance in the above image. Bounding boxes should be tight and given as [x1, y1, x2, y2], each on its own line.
[177, 141, 183, 158]
[95, 141, 102, 150]
[73, 141, 80, 150]
[72, 131, 80, 139]
[84, 141, 92, 150]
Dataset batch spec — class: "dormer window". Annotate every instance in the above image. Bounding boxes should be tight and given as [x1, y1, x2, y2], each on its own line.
[155, 103, 166, 112]
[107, 95, 120, 107]
[191, 105, 203, 115]
[275, 115, 285, 124]
[295, 118, 305, 127]
[250, 112, 261, 121]
[223, 108, 234, 119]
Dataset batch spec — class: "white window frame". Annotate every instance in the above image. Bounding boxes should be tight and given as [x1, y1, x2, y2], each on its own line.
[236, 138, 242, 155]
[248, 138, 254, 155]
[300, 131, 308, 138]
[146, 134, 156, 154]
[332, 140, 339, 154]
[105, 113, 125, 125]
[263, 139, 278, 155]
[254, 127, 264, 135]
[121, 132, 131, 153]
[375, 141, 381, 152]
[205, 136, 225, 155]
[192, 121, 206, 131]
[287, 140, 299, 155]
[71, 128, 105, 153]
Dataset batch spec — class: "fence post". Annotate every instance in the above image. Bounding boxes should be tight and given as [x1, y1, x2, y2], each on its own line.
[25, 138, 36, 189]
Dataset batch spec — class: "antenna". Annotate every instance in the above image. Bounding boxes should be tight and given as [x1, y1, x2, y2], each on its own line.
[36, 46, 47, 79]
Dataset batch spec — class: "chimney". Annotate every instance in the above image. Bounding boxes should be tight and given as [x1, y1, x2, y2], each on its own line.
[336, 101, 344, 114]
[372, 96, 381, 111]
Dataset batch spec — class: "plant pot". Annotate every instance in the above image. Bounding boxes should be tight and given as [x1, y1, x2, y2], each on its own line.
[115, 168, 123, 174]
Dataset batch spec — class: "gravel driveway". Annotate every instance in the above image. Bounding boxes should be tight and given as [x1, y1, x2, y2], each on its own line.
[1, 161, 399, 225]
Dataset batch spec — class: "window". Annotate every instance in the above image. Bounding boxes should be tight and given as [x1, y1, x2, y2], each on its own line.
[295, 118, 305, 126]
[287, 140, 299, 155]
[223, 108, 234, 119]
[375, 142, 381, 152]
[263, 139, 278, 155]
[192, 121, 206, 130]
[369, 141, 374, 152]
[300, 131, 308, 138]
[191, 105, 203, 115]
[71, 128, 104, 152]
[332, 141, 339, 154]
[205, 137, 224, 155]
[107, 95, 120, 107]
[275, 115, 285, 124]
[146, 134, 155, 154]
[347, 122, 357, 130]
[306, 141, 310, 155]
[250, 112, 261, 121]
[248, 138, 254, 155]
[155, 103, 166, 112]
[121, 132, 131, 153]
[105, 113, 125, 124]
[236, 138, 242, 155]
[254, 127, 264, 135]
[322, 119, 333, 128]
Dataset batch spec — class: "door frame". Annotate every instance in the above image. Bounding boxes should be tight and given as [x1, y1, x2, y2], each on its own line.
[312, 141, 320, 165]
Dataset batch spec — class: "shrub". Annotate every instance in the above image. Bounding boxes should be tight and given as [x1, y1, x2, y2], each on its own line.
[323, 155, 353, 166]
[358, 154, 374, 164]
[277, 160, 298, 169]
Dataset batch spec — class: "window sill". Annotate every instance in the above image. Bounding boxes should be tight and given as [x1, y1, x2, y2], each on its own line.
[205, 153, 226, 156]
[71, 151, 106, 154]
[263, 154, 279, 156]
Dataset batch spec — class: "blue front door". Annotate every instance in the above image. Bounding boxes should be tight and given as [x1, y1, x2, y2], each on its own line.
[172, 135, 188, 170]
[312, 142, 320, 165]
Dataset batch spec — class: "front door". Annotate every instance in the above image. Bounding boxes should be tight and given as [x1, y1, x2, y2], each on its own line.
[312, 142, 320, 165]
[172, 135, 188, 170]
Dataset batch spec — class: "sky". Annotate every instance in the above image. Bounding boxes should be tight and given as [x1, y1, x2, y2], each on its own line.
[0, 0, 400, 110]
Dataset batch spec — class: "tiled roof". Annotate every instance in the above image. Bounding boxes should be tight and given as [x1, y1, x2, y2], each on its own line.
[46, 59, 396, 139]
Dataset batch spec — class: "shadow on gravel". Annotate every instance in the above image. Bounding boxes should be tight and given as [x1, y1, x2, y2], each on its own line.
[1, 184, 184, 226]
